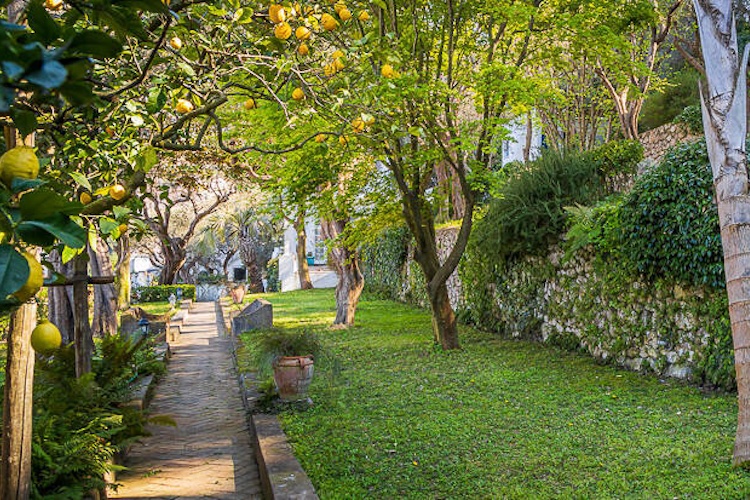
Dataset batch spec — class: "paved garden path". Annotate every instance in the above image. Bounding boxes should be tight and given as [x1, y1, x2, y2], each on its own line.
[111, 301, 262, 500]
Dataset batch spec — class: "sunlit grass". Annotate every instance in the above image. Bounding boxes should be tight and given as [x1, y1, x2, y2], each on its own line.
[237, 288, 750, 499]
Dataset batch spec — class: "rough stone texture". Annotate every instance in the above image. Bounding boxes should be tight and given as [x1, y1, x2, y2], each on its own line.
[110, 301, 262, 499]
[232, 299, 273, 335]
[394, 227, 721, 383]
[252, 415, 319, 500]
[639, 122, 701, 168]
[197, 283, 225, 302]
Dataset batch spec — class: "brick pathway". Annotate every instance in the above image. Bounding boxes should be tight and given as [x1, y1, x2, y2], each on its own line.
[111, 301, 262, 499]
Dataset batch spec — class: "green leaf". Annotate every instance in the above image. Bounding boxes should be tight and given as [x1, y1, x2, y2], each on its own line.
[0, 244, 28, 299]
[19, 188, 81, 220]
[99, 217, 119, 234]
[135, 146, 157, 172]
[26, 0, 61, 45]
[68, 30, 123, 59]
[61, 245, 83, 264]
[69, 171, 92, 192]
[59, 80, 94, 106]
[17, 214, 86, 248]
[10, 178, 45, 193]
[112, 205, 130, 220]
[11, 109, 37, 139]
[26, 60, 67, 89]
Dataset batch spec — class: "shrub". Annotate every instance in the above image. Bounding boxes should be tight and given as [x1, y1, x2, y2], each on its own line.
[615, 140, 724, 288]
[361, 226, 410, 299]
[266, 257, 280, 292]
[133, 284, 196, 302]
[673, 104, 703, 134]
[589, 139, 643, 182]
[471, 148, 605, 265]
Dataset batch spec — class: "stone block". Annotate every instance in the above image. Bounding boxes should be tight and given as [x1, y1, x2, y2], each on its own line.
[232, 299, 273, 334]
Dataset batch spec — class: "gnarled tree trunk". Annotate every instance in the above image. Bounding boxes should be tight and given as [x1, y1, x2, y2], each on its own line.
[89, 234, 117, 337]
[321, 218, 364, 327]
[48, 250, 75, 345]
[295, 213, 313, 290]
[694, 0, 750, 466]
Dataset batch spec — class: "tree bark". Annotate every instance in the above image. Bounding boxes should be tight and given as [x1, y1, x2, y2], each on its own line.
[158, 238, 187, 285]
[295, 213, 313, 290]
[321, 218, 364, 327]
[73, 252, 93, 377]
[694, 0, 750, 466]
[0, 287, 37, 500]
[428, 281, 458, 349]
[48, 250, 75, 345]
[117, 233, 131, 311]
[89, 234, 117, 336]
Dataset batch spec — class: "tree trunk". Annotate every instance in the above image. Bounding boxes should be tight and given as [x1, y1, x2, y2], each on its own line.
[73, 252, 93, 377]
[48, 250, 75, 345]
[523, 112, 533, 163]
[694, 0, 750, 466]
[159, 240, 186, 285]
[117, 233, 131, 311]
[240, 243, 264, 293]
[321, 219, 364, 327]
[428, 281, 458, 350]
[0, 289, 37, 500]
[295, 213, 313, 290]
[89, 235, 117, 337]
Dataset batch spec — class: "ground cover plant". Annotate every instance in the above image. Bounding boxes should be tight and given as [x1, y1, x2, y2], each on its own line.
[238, 289, 750, 499]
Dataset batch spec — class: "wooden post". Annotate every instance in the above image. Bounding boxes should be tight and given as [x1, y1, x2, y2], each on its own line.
[0, 267, 37, 500]
[73, 251, 93, 377]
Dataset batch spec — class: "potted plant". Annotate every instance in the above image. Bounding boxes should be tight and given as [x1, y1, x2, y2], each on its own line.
[251, 329, 323, 401]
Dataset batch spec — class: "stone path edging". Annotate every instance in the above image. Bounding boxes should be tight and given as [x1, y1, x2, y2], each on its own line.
[218, 299, 319, 500]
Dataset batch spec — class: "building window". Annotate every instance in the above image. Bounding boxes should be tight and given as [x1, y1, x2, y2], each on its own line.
[233, 267, 247, 282]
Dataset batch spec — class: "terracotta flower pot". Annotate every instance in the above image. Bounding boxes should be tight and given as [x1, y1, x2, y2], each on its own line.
[273, 355, 314, 401]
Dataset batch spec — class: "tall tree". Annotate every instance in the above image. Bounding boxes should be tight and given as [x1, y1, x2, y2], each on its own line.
[693, 0, 750, 466]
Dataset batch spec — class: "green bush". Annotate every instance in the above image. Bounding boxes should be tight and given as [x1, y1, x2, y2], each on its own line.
[266, 257, 280, 293]
[673, 104, 703, 134]
[639, 67, 701, 131]
[471, 148, 605, 265]
[361, 226, 410, 299]
[589, 139, 643, 181]
[615, 140, 724, 288]
[133, 284, 196, 302]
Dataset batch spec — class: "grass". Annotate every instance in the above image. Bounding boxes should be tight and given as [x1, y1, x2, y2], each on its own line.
[237, 289, 750, 499]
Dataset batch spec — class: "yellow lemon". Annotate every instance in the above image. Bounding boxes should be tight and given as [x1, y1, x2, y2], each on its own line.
[109, 184, 126, 200]
[118, 223, 128, 234]
[324, 63, 336, 76]
[169, 36, 182, 50]
[244, 98, 257, 110]
[175, 98, 194, 114]
[358, 10, 370, 22]
[352, 117, 365, 133]
[0, 146, 39, 187]
[381, 64, 395, 78]
[79, 192, 92, 204]
[45, 0, 63, 9]
[292, 87, 305, 101]
[321, 13, 338, 31]
[298, 43, 310, 55]
[14, 251, 43, 303]
[334, 2, 346, 14]
[275, 22, 292, 40]
[30, 321, 62, 354]
[269, 4, 286, 23]
[315, 134, 327, 143]
[339, 135, 348, 146]
[333, 58, 345, 71]
[331, 49, 345, 59]
[295, 26, 311, 40]
[338, 7, 352, 21]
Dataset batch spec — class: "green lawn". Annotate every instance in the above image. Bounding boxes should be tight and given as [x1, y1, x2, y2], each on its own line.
[133, 301, 176, 317]
[238, 289, 750, 499]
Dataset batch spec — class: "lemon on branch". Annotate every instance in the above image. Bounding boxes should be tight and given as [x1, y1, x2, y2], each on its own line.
[79, 192, 92, 204]
[169, 36, 182, 50]
[381, 64, 396, 78]
[292, 87, 305, 101]
[269, 4, 286, 23]
[244, 98, 257, 110]
[295, 26, 311, 40]
[45, 0, 63, 9]
[358, 10, 370, 22]
[315, 134, 327, 143]
[275, 22, 293, 40]
[338, 8, 352, 21]
[298, 43, 310, 55]
[109, 184, 126, 200]
[0, 146, 39, 187]
[14, 251, 43, 303]
[176, 99, 194, 114]
[31, 321, 62, 355]
[321, 13, 338, 31]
